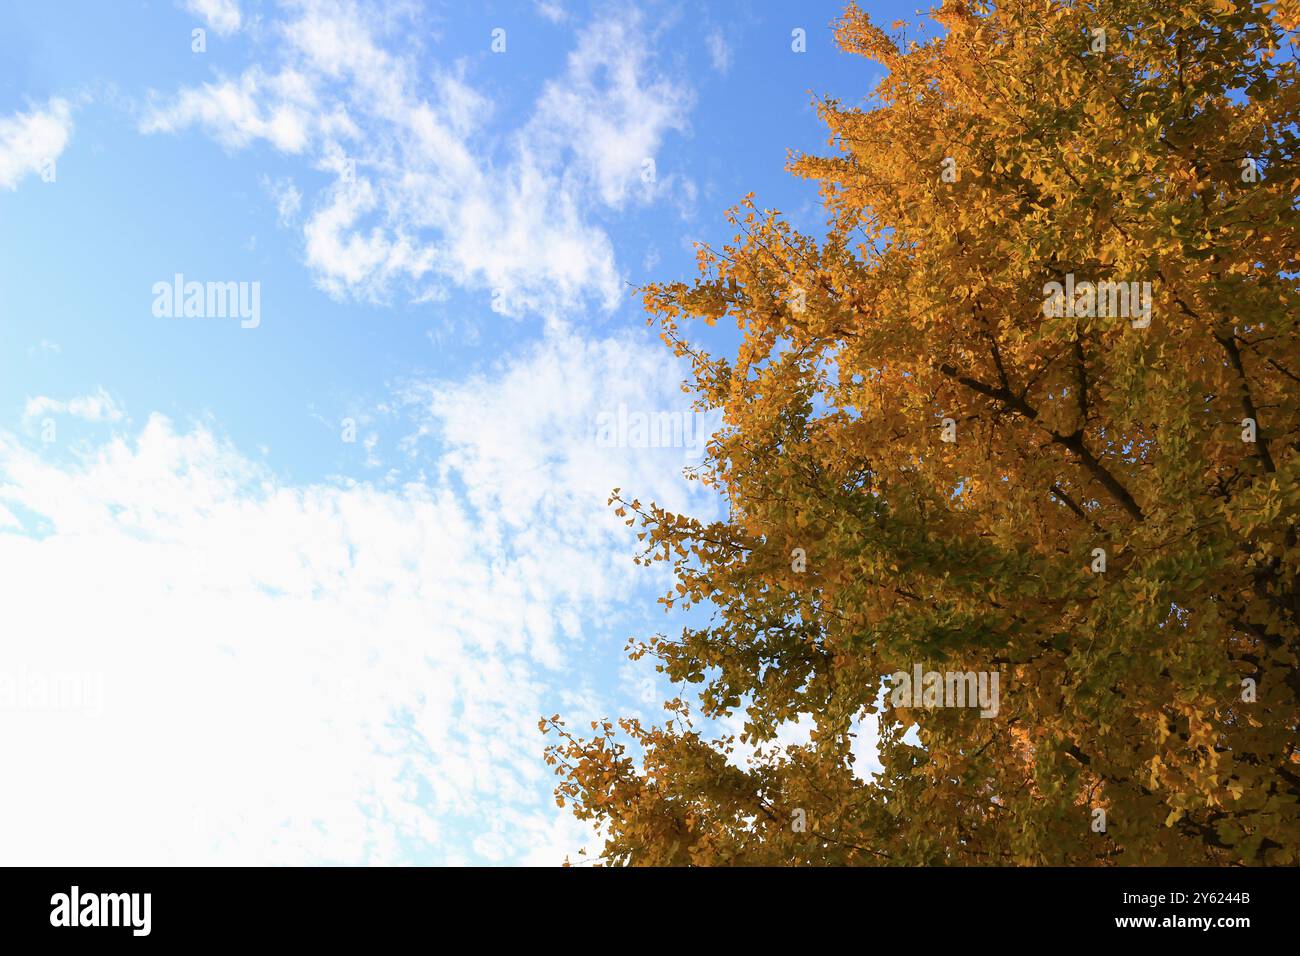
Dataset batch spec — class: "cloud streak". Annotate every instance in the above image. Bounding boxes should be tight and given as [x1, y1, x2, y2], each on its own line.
[24, 388, 125, 423]
[141, 0, 693, 316]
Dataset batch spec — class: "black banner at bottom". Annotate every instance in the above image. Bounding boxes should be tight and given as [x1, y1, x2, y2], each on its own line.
[0, 865, 1282, 942]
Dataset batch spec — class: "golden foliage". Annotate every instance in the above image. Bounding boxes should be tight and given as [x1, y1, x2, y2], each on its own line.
[545, 0, 1300, 865]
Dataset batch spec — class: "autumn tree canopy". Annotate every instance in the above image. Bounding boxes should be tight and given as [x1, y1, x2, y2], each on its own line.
[544, 0, 1300, 865]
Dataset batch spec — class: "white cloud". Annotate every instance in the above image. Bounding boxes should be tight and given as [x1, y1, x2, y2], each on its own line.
[141, 68, 319, 153]
[0, 98, 73, 190]
[140, 0, 693, 315]
[24, 388, 125, 423]
[720, 708, 882, 786]
[706, 30, 733, 76]
[535, 1, 566, 24]
[530, 12, 693, 208]
[185, 0, 242, 36]
[400, 323, 720, 529]
[0, 328, 718, 864]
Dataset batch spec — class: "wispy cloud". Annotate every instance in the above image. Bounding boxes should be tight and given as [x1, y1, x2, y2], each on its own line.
[530, 11, 693, 208]
[0, 98, 73, 190]
[141, 0, 694, 316]
[261, 174, 303, 226]
[185, 0, 243, 36]
[707, 30, 733, 75]
[24, 388, 125, 423]
[534, 1, 566, 24]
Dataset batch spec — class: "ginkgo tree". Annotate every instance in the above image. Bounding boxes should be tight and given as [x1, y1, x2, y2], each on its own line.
[544, 0, 1300, 865]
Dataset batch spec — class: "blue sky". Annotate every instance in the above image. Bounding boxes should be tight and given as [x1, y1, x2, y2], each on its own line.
[0, 0, 906, 864]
